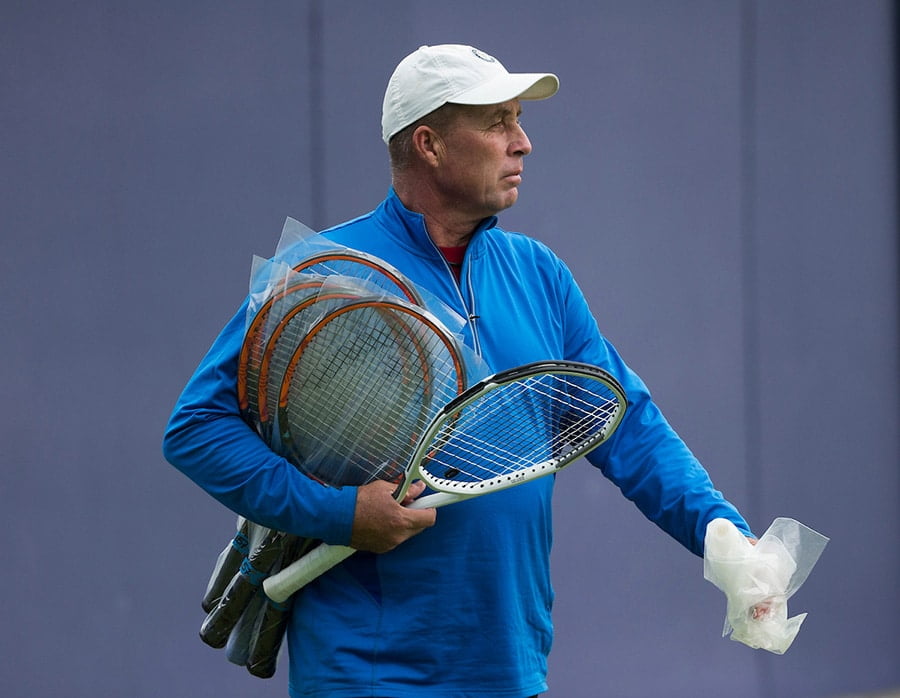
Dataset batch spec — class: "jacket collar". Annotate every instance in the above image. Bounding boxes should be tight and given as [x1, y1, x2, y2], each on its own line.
[377, 188, 498, 258]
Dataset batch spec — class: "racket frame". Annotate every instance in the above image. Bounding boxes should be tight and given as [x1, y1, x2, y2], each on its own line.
[396, 360, 626, 502]
[275, 296, 469, 485]
[290, 248, 424, 305]
[263, 360, 627, 602]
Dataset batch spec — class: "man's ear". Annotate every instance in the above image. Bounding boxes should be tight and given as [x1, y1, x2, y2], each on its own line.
[412, 125, 445, 167]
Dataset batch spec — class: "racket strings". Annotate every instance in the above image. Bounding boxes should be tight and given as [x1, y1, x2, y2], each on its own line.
[280, 303, 464, 486]
[419, 374, 622, 488]
[240, 278, 328, 431]
[259, 292, 357, 432]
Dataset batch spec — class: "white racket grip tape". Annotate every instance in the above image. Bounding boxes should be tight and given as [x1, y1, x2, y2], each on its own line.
[263, 543, 354, 603]
[262, 492, 471, 602]
[406, 491, 471, 509]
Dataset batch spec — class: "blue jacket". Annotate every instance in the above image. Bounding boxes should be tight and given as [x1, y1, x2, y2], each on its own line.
[163, 189, 751, 697]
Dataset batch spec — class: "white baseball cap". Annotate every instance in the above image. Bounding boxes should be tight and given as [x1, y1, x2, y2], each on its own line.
[381, 44, 559, 143]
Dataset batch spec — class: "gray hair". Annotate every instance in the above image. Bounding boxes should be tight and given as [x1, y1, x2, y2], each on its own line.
[388, 103, 467, 174]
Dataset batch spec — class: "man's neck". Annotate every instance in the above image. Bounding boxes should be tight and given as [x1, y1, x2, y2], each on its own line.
[394, 182, 483, 248]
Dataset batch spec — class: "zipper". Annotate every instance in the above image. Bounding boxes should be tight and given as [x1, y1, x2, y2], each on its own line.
[460, 261, 482, 356]
[427, 236, 482, 356]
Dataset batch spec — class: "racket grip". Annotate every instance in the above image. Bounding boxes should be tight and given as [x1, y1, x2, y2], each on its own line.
[263, 544, 354, 603]
[200, 531, 286, 648]
[406, 491, 469, 509]
[201, 525, 251, 613]
[200, 572, 260, 649]
[246, 596, 292, 678]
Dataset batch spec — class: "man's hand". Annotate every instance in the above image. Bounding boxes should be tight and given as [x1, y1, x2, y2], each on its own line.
[350, 480, 436, 553]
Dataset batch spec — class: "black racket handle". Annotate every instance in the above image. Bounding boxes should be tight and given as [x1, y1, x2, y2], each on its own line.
[200, 531, 286, 648]
[200, 572, 260, 648]
[246, 596, 292, 678]
[201, 522, 251, 613]
[245, 536, 314, 677]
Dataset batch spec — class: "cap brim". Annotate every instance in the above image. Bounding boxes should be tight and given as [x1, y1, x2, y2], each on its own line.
[450, 73, 559, 105]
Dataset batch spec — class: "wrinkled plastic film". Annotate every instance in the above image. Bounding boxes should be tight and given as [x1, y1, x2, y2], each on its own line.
[256, 278, 384, 442]
[703, 517, 828, 654]
[211, 221, 499, 678]
[273, 217, 426, 304]
[274, 216, 318, 260]
[201, 517, 251, 613]
[242, 242, 490, 489]
[276, 292, 475, 487]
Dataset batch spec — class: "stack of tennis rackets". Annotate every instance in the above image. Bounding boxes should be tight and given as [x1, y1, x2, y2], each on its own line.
[199, 236, 630, 679]
[199, 244, 472, 678]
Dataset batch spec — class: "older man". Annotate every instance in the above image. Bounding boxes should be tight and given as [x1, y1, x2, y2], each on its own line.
[164, 44, 752, 697]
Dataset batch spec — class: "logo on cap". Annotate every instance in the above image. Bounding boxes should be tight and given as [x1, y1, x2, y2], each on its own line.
[470, 48, 496, 63]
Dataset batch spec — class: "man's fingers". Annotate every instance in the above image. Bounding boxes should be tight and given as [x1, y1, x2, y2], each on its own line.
[350, 479, 436, 553]
[400, 480, 428, 505]
[407, 502, 437, 528]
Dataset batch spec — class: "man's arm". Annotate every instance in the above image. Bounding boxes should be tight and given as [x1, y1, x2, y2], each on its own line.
[556, 260, 753, 553]
[162, 299, 434, 550]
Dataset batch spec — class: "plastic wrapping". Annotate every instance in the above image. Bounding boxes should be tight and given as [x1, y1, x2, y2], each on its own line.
[275, 278, 485, 487]
[200, 525, 284, 649]
[703, 517, 829, 654]
[201, 517, 251, 613]
[200, 219, 492, 677]
[199, 521, 316, 678]
[272, 217, 426, 305]
[241, 232, 489, 489]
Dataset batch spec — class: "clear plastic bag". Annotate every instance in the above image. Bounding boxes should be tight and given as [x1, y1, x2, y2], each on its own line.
[703, 517, 829, 654]
[242, 222, 490, 488]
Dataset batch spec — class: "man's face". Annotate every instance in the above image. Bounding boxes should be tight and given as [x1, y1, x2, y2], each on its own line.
[433, 99, 533, 220]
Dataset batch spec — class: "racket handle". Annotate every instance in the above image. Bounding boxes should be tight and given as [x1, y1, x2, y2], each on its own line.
[201, 524, 251, 613]
[200, 571, 260, 648]
[406, 491, 470, 509]
[246, 596, 292, 678]
[200, 531, 286, 648]
[262, 494, 468, 602]
[263, 543, 354, 603]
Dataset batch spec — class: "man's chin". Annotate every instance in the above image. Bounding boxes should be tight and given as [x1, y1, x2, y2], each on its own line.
[498, 189, 520, 211]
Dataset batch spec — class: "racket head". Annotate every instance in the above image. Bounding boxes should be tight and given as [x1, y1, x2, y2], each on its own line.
[255, 283, 373, 440]
[237, 275, 329, 433]
[240, 262, 401, 438]
[404, 360, 627, 497]
[291, 248, 424, 306]
[274, 218, 422, 303]
[275, 297, 469, 487]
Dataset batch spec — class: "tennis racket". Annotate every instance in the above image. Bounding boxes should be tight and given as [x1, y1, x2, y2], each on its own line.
[245, 536, 317, 678]
[238, 247, 422, 436]
[254, 283, 374, 442]
[203, 289, 470, 649]
[274, 295, 470, 487]
[200, 528, 289, 649]
[263, 360, 627, 603]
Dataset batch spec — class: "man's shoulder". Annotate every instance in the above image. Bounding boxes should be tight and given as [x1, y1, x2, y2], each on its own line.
[481, 224, 560, 261]
[321, 208, 380, 237]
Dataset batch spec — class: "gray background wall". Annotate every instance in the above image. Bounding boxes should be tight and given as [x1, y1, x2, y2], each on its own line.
[2, 2, 897, 697]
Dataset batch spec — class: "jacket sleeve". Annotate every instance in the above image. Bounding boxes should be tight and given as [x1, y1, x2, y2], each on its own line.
[559, 265, 753, 556]
[161, 298, 357, 544]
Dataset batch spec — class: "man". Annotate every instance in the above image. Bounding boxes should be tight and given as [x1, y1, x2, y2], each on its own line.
[164, 44, 754, 697]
